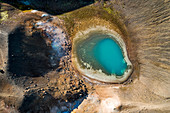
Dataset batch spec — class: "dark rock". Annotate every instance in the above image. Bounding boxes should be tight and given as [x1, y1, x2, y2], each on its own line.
[1, 0, 95, 15]
[0, 69, 5, 74]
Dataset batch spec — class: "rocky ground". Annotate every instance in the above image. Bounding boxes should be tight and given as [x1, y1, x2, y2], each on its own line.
[0, 0, 170, 113]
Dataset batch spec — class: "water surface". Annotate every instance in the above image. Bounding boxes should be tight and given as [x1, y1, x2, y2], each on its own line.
[75, 33, 127, 76]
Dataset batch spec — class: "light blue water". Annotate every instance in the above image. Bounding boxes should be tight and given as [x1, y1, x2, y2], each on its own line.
[93, 38, 127, 76]
[75, 33, 127, 76]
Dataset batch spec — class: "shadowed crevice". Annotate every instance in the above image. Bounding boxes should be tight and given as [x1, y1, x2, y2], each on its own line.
[8, 25, 59, 78]
[1, 0, 95, 15]
[19, 88, 88, 113]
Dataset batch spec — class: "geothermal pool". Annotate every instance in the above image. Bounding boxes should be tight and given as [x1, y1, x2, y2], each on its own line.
[94, 38, 127, 76]
[75, 33, 127, 76]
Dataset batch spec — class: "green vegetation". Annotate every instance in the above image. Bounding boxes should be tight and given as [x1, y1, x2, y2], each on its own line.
[59, 4, 127, 37]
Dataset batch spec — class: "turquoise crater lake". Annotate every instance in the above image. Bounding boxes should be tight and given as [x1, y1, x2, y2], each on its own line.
[75, 33, 128, 76]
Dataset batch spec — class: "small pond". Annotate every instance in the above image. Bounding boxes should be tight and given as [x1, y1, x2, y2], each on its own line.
[75, 33, 127, 76]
